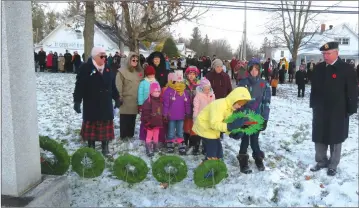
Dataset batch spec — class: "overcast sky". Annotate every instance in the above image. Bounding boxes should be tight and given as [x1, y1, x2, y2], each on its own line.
[49, 1, 358, 52]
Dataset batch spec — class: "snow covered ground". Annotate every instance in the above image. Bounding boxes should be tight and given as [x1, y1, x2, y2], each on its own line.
[36, 73, 358, 207]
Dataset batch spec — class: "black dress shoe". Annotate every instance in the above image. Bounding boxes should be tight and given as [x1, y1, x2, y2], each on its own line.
[310, 164, 327, 172]
[327, 168, 337, 176]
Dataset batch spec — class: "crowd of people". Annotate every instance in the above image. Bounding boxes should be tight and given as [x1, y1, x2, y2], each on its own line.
[71, 41, 357, 176]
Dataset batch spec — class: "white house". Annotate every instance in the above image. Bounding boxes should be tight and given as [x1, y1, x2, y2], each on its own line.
[34, 16, 150, 57]
[148, 42, 196, 57]
[266, 23, 359, 66]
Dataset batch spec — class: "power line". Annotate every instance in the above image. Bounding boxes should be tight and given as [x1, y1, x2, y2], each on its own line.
[178, 1, 359, 14]
[216, 1, 358, 9]
[187, 19, 244, 33]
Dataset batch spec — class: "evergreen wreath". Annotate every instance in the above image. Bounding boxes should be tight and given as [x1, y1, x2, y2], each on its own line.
[224, 110, 265, 135]
[71, 147, 105, 178]
[113, 154, 149, 184]
[193, 160, 228, 188]
[152, 156, 188, 185]
[39, 136, 70, 175]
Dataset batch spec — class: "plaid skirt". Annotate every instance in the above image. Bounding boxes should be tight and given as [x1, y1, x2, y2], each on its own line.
[80, 120, 114, 141]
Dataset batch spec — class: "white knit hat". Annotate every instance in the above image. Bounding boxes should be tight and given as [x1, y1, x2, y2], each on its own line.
[91, 47, 106, 57]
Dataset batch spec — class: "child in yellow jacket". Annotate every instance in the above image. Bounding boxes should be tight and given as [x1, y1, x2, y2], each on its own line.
[192, 87, 252, 160]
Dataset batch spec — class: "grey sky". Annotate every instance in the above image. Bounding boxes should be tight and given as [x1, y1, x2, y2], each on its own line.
[48, 1, 358, 51]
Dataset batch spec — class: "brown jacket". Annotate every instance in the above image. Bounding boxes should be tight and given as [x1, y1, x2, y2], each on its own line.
[116, 52, 144, 114]
[58, 56, 65, 72]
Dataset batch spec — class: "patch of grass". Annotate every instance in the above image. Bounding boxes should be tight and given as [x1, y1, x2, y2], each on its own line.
[73, 129, 81, 135]
[293, 181, 302, 189]
[271, 187, 279, 203]
[292, 132, 301, 139]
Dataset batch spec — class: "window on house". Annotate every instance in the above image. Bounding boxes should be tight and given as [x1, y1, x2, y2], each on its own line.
[334, 37, 350, 45]
[280, 51, 284, 57]
[75, 30, 82, 39]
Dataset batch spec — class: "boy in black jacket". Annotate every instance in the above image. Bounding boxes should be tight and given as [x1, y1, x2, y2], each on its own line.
[295, 68, 307, 97]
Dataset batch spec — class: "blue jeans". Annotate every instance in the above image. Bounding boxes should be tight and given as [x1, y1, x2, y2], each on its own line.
[202, 138, 223, 159]
[167, 120, 184, 140]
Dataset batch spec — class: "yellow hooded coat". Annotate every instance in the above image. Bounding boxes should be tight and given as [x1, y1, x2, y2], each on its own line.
[192, 87, 252, 139]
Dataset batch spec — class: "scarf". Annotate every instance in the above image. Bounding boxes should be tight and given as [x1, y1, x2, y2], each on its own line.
[168, 81, 186, 96]
[92, 59, 105, 71]
[145, 77, 156, 83]
[185, 79, 200, 91]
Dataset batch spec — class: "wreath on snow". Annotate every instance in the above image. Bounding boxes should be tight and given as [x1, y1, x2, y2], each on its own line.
[113, 154, 149, 184]
[152, 156, 188, 185]
[193, 160, 228, 188]
[71, 147, 105, 178]
[39, 136, 70, 175]
[224, 110, 264, 135]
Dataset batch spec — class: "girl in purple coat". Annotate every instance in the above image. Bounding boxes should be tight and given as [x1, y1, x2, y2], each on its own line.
[163, 71, 191, 154]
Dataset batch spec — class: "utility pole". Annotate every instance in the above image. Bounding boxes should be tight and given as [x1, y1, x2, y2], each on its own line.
[243, 1, 247, 61]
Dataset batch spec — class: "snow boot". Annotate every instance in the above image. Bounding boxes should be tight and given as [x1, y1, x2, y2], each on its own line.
[153, 142, 159, 153]
[145, 142, 154, 157]
[101, 141, 110, 156]
[253, 151, 265, 171]
[88, 140, 95, 149]
[183, 133, 190, 146]
[193, 145, 200, 155]
[237, 154, 252, 174]
[166, 142, 175, 153]
[179, 142, 187, 155]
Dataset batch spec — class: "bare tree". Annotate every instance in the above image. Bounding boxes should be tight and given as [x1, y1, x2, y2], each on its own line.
[209, 39, 233, 60]
[97, 1, 209, 53]
[83, 1, 95, 60]
[265, 1, 340, 61]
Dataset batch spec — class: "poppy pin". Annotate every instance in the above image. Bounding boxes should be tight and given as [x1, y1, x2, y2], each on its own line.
[106, 68, 109, 72]
[161, 73, 164, 77]
[138, 73, 142, 77]
[332, 74, 337, 79]
[260, 82, 265, 88]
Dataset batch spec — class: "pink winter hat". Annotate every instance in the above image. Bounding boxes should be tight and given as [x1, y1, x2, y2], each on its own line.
[199, 77, 211, 88]
[150, 82, 161, 94]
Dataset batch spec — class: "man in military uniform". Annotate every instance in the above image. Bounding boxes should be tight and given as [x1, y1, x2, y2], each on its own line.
[310, 42, 358, 176]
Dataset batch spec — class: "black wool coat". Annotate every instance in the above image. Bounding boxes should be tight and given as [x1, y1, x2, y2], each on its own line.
[310, 58, 358, 144]
[295, 70, 307, 86]
[73, 59, 120, 121]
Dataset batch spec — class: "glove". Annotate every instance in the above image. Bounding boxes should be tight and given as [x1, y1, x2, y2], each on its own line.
[74, 102, 81, 114]
[229, 132, 244, 140]
[145, 123, 154, 129]
[227, 117, 249, 132]
[138, 105, 142, 113]
[163, 116, 168, 123]
[114, 99, 121, 109]
[261, 120, 268, 131]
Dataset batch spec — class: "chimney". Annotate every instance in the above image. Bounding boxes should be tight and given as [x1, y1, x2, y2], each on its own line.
[329, 25, 333, 30]
[320, 24, 326, 33]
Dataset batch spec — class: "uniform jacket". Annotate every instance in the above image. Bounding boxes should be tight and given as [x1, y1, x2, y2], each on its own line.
[192, 87, 252, 139]
[238, 75, 271, 120]
[310, 58, 358, 144]
[73, 59, 119, 121]
[116, 52, 144, 114]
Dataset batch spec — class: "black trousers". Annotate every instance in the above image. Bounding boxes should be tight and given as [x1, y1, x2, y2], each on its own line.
[239, 133, 261, 157]
[120, 114, 137, 138]
[298, 84, 305, 97]
[39, 62, 46, 72]
[272, 87, 277, 96]
[289, 73, 294, 82]
[65, 62, 73, 73]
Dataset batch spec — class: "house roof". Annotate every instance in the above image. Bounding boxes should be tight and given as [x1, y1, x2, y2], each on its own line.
[37, 15, 147, 51]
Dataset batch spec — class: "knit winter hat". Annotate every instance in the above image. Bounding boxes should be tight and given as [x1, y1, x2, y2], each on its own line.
[199, 77, 211, 88]
[150, 82, 161, 94]
[145, 65, 156, 76]
[185, 66, 200, 76]
[167, 72, 175, 82]
[212, 59, 223, 69]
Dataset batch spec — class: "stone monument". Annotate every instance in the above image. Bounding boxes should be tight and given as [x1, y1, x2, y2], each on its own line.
[1, 2, 69, 207]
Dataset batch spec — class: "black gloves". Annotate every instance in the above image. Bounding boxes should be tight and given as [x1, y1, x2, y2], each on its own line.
[74, 102, 81, 114]
[227, 118, 249, 132]
[114, 99, 122, 109]
[261, 120, 268, 131]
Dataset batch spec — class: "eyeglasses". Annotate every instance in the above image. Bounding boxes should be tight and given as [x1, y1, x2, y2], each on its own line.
[100, 55, 107, 59]
[132, 60, 139, 63]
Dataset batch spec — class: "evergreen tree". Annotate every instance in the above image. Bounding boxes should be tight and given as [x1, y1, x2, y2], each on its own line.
[189, 27, 203, 54]
[162, 38, 179, 58]
[202, 34, 210, 56]
[45, 11, 59, 35]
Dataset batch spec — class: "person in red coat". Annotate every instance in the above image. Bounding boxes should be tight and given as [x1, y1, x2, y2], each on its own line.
[230, 57, 238, 80]
[46, 51, 53, 71]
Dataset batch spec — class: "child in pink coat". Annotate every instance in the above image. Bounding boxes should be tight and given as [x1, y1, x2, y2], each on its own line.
[191, 77, 215, 154]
